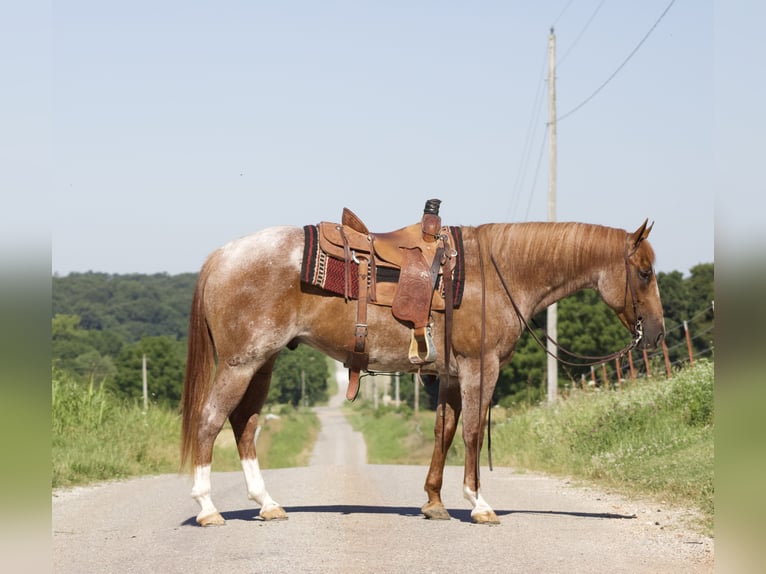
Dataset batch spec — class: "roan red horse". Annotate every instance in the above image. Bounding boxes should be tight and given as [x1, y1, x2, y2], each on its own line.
[180, 201, 664, 526]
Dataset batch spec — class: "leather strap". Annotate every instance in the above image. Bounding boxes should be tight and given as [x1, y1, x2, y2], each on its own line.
[345, 256, 370, 401]
[339, 225, 351, 301]
[437, 239, 456, 453]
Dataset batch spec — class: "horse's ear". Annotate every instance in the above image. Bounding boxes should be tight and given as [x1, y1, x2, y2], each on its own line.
[629, 218, 654, 249]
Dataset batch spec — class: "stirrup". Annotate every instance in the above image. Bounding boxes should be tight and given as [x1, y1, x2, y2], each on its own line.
[408, 326, 437, 364]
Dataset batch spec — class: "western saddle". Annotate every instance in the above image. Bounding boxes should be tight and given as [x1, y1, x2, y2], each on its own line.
[316, 199, 457, 401]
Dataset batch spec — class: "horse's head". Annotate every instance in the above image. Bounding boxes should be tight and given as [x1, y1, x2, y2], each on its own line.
[602, 219, 665, 350]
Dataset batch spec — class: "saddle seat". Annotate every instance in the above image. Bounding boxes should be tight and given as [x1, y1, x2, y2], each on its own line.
[316, 199, 456, 401]
[318, 215, 444, 302]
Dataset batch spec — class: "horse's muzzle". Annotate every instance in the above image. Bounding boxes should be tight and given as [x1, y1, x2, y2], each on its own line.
[640, 319, 665, 350]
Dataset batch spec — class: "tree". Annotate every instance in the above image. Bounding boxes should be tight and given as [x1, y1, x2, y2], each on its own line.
[394, 372, 436, 410]
[52, 313, 94, 373]
[113, 336, 186, 406]
[687, 263, 714, 313]
[74, 350, 117, 382]
[680, 263, 714, 358]
[269, 345, 330, 407]
[496, 318, 546, 409]
[53, 272, 197, 343]
[657, 271, 689, 326]
[656, 265, 715, 364]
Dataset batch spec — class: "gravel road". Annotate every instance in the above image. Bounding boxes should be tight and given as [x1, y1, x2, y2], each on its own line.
[53, 363, 712, 573]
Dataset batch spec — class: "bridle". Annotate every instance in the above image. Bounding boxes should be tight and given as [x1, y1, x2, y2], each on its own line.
[488, 234, 644, 368]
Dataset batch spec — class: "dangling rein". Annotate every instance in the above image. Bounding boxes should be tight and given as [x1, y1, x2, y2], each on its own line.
[488, 250, 644, 368]
[468, 245, 643, 492]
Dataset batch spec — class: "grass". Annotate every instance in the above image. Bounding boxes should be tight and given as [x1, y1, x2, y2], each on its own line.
[344, 404, 463, 465]
[346, 361, 714, 534]
[212, 407, 321, 470]
[489, 361, 713, 523]
[52, 370, 320, 488]
[52, 373, 181, 487]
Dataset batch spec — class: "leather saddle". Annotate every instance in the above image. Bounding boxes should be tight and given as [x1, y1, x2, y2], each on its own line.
[316, 199, 456, 400]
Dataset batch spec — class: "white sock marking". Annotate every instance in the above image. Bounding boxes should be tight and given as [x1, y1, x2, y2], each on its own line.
[463, 485, 494, 517]
[241, 458, 281, 514]
[191, 464, 219, 520]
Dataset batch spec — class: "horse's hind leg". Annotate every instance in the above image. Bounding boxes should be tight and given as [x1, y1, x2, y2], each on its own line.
[190, 363, 261, 526]
[228, 356, 287, 521]
[422, 379, 462, 520]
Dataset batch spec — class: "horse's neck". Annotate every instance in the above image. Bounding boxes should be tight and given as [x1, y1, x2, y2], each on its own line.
[485, 222, 622, 316]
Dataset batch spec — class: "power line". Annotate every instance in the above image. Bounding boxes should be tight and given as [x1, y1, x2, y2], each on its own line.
[557, 0, 678, 123]
[553, 0, 577, 27]
[558, 0, 609, 67]
[524, 127, 549, 220]
[662, 304, 715, 335]
[507, 45, 548, 221]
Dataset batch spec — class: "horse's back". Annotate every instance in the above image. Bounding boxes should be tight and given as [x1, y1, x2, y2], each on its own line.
[200, 226, 306, 353]
[211, 226, 304, 275]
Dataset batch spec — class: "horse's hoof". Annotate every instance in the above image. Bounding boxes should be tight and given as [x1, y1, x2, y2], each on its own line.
[259, 505, 288, 521]
[421, 502, 451, 520]
[471, 510, 500, 525]
[197, 511, 226, 526]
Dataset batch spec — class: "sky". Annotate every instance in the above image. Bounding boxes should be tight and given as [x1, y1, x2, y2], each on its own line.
[7, 1, 761, 278]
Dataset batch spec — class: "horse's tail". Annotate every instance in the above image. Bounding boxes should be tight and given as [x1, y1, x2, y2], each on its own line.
[180, 252, 219, 473]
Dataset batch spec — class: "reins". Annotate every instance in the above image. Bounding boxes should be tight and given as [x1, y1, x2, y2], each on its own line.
[476, 236, 491, 489]
[488, 239, 644, 369]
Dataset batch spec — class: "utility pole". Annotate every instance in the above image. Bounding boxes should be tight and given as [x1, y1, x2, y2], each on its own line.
[547, 27, 559, 404]
[142, 354, 148, 411]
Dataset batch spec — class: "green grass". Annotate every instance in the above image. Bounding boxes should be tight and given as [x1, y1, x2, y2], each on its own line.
[52, 372, 181, 487]
[52, 370, 320, 488]
[344, 404, 463, 465]
[256, 407, 321, 468]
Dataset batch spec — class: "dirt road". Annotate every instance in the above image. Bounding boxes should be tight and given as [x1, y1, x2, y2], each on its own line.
[53, 364, 712, 573]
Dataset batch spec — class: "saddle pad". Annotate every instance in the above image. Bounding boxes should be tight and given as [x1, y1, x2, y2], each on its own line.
[301, 225, 465, 307]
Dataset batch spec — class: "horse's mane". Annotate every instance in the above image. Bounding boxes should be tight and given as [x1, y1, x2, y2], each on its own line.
[478, 221, 638, 279]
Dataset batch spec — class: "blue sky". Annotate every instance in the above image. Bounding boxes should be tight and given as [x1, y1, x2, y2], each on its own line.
[5, 1, 752, 277]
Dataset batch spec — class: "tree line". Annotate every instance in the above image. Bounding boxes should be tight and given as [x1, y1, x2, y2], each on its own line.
[52, 263, 712, 408]
[52, 272, 330, 408]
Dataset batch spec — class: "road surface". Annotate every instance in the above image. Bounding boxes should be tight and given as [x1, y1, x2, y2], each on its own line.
[53, 363, 712, 573]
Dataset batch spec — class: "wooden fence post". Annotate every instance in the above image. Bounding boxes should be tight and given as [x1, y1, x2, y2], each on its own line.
[615, 357, 622, 389]
[643, 349, 651, 378]
[683, 320, 695, 365]
[662, 340, 672, 378]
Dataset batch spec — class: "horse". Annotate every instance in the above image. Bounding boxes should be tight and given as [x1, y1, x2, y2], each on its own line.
[180, 217, 665, 526]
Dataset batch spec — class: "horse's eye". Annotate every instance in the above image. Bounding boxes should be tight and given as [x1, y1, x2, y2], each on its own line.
[638, 269, 652, 281]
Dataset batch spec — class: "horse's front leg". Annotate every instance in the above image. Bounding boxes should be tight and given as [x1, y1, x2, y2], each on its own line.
[422, 378, 461, 520]
[460, 363, 500, 525]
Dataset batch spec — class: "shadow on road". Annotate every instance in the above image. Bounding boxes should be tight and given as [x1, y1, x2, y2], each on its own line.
[181, 506, 636, 526]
